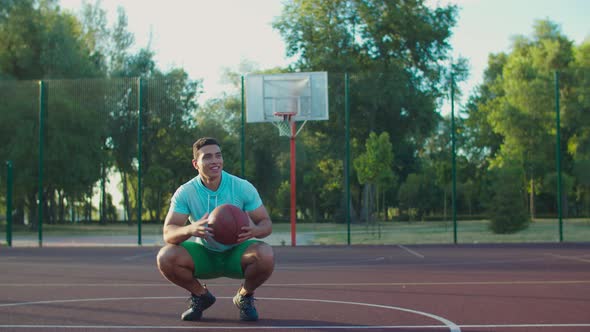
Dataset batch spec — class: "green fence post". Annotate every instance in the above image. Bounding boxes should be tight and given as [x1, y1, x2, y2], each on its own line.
[555, 71, 563, 242]
[5, 160, 12, 247]
[345, 73, 351, 245]
[38, 80, 46, 247]
[137, 77, 143, 246]
[451, 73, 457, 244]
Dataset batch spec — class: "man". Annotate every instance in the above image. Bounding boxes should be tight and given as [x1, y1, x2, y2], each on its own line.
[157, 137, 275, 322]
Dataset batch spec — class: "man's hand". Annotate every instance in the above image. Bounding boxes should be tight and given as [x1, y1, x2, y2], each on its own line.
[163, 211, 213, 244]
[188, 213, 212, 238]
[237, 206, 272, 242]
[237, 215, 260, 242]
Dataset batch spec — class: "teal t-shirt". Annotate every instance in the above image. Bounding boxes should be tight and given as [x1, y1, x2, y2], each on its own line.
[170, 170, 263, 251]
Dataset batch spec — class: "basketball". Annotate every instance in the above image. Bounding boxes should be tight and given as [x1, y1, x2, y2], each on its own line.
[208, 204, 250, 245]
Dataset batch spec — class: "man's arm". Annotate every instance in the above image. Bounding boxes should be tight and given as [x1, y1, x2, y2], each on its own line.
[163, 210, 211, 245]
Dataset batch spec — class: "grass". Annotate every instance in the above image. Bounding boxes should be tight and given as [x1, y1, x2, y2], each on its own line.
[273, 218, 590, 245]
[1, 222, 162, 236]
[1, 218, 589, 246]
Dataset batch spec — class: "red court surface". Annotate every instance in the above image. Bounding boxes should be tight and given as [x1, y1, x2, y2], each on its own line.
[1, 243, 589, 331]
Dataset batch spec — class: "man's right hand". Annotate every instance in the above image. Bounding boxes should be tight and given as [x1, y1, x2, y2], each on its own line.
[188, 213, 212, 238]
[163, 211, 212, 244]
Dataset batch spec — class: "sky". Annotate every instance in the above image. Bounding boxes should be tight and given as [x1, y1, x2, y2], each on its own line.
[59, 0, 590, 107]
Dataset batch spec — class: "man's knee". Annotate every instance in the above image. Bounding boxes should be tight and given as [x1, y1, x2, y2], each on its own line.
[244, 243, 275, 270]
[157, 244, 188, 271]
[258, 243, 275, 267]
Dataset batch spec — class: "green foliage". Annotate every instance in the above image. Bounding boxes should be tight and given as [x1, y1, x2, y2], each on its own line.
[0, 0, 101, 79]
[354, 131, 396, 222]
[486, 165, 530, 234]
[0, 1, 203, 226]
[542, 172, 574, 197]
[463, 18, 588, 221]
[274, 0, 464, 207]
[354, 131, 394, 185]
[398, 169, 439, 221]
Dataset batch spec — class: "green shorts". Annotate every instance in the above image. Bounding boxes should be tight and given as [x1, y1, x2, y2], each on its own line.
[180, 240, 262, 279]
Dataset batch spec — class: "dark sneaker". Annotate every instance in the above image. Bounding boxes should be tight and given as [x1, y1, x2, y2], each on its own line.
[181, 290, 216, 321]
[233, 291, 258, 321]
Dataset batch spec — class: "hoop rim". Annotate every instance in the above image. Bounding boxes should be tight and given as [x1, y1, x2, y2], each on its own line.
[273, 111, 297, 122]
[273, 111, 297, 117]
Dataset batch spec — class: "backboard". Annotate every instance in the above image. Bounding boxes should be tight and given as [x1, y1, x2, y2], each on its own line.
[245, 71, 329, 123]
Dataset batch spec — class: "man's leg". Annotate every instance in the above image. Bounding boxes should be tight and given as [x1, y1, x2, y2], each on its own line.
[232, 242, 275, 321]
[156, 244, 207, 295]
[240, 242, 275, 295]
[157, 244, 216, 321]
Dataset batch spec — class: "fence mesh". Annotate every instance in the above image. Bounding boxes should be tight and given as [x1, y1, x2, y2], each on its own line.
[1, 74, 588, 246]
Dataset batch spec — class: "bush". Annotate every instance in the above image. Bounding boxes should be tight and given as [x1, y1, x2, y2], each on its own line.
[486, 165, 530, 234]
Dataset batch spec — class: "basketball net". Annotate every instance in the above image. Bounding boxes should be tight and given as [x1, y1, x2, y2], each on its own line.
[273, 112, 307, 138]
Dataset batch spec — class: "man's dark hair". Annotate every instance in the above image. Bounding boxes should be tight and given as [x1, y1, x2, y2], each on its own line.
[193, 137, 220, 159]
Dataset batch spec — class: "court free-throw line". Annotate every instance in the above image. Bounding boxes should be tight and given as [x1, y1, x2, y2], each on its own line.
[0, 296, 461, 332]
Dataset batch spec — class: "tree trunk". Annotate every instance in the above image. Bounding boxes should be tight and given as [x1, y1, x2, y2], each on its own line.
[15, 201, 25, 226]
[85, 190, 92, 221]
[121, 170, 132, 225]
[47, 189, 55, 225]
[381, 190, 388, 221]
[27, 190, 37, 230]
[360, 184, 368, 223]
[443, 189, 447, 222]
[58, 190, 65, 223]
[562, 192, 568, 218]
[529, 177, 535, 220]
[375, 185, 380, 221]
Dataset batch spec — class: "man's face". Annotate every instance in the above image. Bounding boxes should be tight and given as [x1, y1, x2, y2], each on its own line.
[193, 144, 223, 179]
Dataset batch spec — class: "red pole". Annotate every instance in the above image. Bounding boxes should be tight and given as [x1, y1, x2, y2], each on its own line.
[290, 119, 297, 246]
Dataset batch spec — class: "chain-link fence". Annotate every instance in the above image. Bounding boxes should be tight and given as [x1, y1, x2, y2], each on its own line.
[1, 74, 588, 246]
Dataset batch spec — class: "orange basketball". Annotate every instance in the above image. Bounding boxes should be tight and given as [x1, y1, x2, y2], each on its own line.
[208, 204, 250, 245]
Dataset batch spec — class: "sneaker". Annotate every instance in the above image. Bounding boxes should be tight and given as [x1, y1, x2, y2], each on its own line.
[233, 291, 259, 321]
[181, 290, 216, 321]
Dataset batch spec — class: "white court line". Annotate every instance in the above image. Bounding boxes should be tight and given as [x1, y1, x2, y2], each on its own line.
[1, 280, 590, 287]
[1, 324, 590, 329]
[121, 251, 157, 261]
[460, 324, 590, 329]
[397, 245, 425, 259]
[0, 296, 461, 332]
[0, 325, 451, 330]
[547, 253, 590, 264]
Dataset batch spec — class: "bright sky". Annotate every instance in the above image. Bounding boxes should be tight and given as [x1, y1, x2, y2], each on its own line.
[60, 0, 590, 106]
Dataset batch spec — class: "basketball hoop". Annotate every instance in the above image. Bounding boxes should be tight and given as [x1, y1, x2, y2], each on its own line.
[244, 72, 329, 247]
[273, 112, 296, 137]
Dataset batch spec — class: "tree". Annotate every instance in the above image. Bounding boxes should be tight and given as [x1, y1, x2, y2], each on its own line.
[273, 0, 465, 221]
[469, 19, 576, 219]
[463, 53, 507, 168]
[398, 170, 438, 221]
[353, 131, 396, 222]
[565, 40, 590, 217]
[0, 0, 103, 228]
[486, 164, 530, 234]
